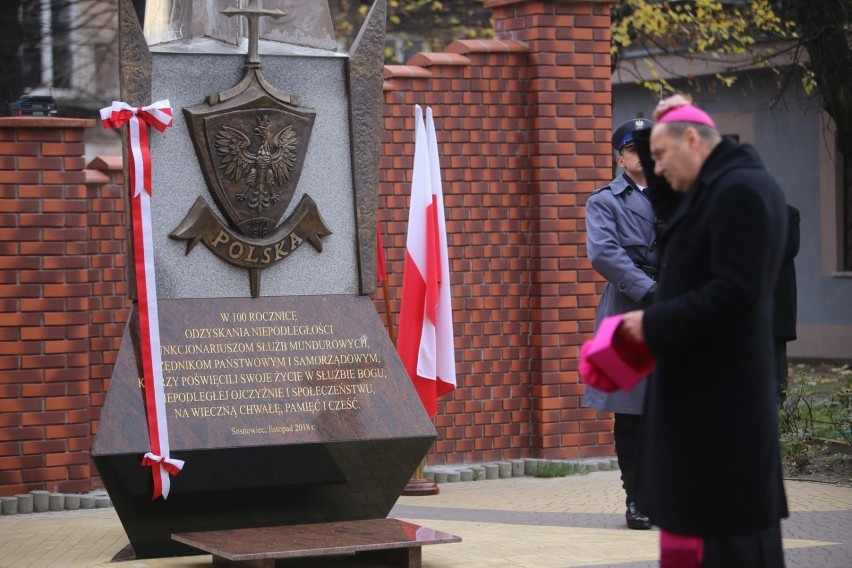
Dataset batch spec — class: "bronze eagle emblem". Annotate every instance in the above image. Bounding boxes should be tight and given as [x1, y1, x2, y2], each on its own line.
[214, 114, 298, 214]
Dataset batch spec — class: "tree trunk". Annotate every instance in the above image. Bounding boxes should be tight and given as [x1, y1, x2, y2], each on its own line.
[845, 157, 852, 270]
[0, 0, 23, 116]
[794, 0, 852, 269]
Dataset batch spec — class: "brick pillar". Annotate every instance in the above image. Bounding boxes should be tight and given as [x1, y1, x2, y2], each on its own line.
[85, 157, 130, 464]
[487, 0, 617, 458]
[381, 41, 534, 464]
[0, 117, 97, 494]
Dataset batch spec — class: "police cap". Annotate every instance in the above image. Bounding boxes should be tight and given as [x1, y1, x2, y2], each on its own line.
[612, 118, 654, 151]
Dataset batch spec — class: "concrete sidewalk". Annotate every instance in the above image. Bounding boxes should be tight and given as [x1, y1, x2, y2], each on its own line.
[1, 470, 850, 567]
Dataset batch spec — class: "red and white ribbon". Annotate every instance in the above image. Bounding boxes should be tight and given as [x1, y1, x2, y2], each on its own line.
[100, 100, 182, 500]
[142, 452, 185, 476]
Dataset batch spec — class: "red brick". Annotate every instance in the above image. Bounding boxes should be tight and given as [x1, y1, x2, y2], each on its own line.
[19, 298, 66, 312]
[0, 170, 39, 184]
[19, 241, 65, 255]
[21, 467, 68, 483]
[0, 411, 21, 427]
[21, 439, 67, 454]
[45, 395, 89, 411]
[0, 455, 44, 470]
[0, 227, 41, 241]
[17, 128, 64, 142]
[42, 142, 86, 156]
[45, 452, 90, 467]
[45, 423, 89, 439]
[67, 438, 91, 453]
[18, 156, 63, 170]
[41, 171, 85, 184]
[67, 464, 91, 480]
[42, 227, 87, 241]
[0, 284, 42, 298]
[44, 283, 90, 298]
[43, 368, 86, 382]
[42, 255, 86, 269]
[0, 340, 42, 355]
[0, 142, 40, 156]
[0, 426, 44, 441]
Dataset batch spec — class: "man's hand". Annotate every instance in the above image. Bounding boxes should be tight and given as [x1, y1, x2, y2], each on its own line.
[619, 310, 646, 344]
[653, 94, 692, 121]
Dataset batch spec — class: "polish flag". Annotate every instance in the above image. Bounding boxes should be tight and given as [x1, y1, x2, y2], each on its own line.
[397, 105, 457, 417]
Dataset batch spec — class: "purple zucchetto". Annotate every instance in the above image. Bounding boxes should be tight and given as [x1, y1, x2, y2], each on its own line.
[657, 104, 716, 127]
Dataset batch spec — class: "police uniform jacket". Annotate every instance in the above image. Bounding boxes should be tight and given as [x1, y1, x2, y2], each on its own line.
[583, 172, 659, 415]
[637, 137, 790, 537]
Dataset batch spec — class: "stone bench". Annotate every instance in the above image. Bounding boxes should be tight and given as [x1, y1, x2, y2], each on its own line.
[172, 518, 461, 567]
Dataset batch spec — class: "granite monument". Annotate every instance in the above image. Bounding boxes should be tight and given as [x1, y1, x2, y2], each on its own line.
[91, 0, 442, 561]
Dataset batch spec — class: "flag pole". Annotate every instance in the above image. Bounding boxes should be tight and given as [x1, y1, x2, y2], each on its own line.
[379, 237, 432, 492]
[380, 237, 433, 494]
[376, 220, 396, 345]
[382, 279, 396, 346]
[401, 462, 438, 496]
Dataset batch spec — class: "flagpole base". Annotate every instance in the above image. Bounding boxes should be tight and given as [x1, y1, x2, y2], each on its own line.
[401, 478, 439, 496]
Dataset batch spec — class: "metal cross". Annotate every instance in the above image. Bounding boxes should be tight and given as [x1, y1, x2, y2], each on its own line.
[222, 3, 286, 67]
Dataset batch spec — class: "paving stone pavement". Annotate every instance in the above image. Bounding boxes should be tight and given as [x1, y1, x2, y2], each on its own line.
[0, 470, 850, 567]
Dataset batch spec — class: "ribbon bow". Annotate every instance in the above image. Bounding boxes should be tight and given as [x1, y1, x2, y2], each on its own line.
[142, 452, 186, 477]
[100, 100, 173, 197]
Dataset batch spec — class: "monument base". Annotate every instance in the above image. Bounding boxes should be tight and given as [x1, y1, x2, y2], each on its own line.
[173, 518, 461, 568]
[92, 295, 438, 558]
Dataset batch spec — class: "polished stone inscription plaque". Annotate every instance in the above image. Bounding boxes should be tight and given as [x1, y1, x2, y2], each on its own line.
[153, 296, 394, 445]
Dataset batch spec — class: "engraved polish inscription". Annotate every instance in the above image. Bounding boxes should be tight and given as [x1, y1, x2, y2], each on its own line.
[151, 308, 388, 441]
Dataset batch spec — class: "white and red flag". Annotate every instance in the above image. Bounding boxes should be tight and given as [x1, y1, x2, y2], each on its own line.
[397, 105, 456, 417]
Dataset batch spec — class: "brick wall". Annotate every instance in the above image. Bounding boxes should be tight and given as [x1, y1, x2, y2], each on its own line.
[0, 118, 128, 496]
[0, 0, 616, 493]
[380, 41, 535, 465]
[377, 0, 616, 464]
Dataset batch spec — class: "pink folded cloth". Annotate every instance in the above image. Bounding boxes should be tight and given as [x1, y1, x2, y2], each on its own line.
[660, 530, 704, 568]
[579, 315, 656, 392]
[579, 341, 620, 392]
[658, 104, 716, 127]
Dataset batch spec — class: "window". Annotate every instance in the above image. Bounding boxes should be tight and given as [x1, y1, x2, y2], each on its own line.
[817, 113, 852, 275]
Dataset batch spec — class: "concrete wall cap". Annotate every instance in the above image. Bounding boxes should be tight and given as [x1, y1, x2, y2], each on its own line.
[446, 39, 529, 55]
[87, 156, 123, 171]
[406, 52, 471, 67]
[84, 169, 111, 184]
[0, 117, 96, 128]
[383, 65, 433, 79]
[485, 0, 617, 7]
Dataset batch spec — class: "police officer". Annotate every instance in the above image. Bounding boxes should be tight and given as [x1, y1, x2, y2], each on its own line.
[583, 118, 658, 530]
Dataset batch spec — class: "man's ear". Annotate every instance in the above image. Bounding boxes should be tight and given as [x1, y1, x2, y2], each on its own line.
[684, 126, 700, 149]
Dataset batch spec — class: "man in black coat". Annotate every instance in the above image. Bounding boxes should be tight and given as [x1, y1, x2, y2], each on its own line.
[620, 96, 789, 567]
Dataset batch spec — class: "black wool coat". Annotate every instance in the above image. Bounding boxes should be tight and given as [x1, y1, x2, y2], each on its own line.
[636, 137, 790, 537]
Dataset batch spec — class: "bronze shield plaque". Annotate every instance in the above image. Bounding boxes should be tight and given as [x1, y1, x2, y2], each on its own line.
[185, 95, 315, 238]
